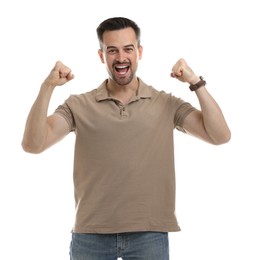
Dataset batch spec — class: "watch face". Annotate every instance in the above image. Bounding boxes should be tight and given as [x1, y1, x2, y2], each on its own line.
[189, 77, 206, 91]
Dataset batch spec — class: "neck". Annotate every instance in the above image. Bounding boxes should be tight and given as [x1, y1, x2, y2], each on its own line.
[107, 78, 139, 105]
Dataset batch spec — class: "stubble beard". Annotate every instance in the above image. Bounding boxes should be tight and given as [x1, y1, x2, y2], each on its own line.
[112, 70, 135, 86]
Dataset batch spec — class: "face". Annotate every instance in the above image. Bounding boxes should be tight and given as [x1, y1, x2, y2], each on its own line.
[98, 27, 143, 86]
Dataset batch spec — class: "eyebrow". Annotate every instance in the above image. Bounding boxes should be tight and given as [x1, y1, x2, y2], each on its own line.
[106, 44, 135, 50]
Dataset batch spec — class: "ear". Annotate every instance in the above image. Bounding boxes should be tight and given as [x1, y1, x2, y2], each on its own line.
[138, 45, 143, 60]
[98, 49, 105, 64]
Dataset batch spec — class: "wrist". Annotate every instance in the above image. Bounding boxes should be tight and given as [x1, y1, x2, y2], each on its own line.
[41, 80, 57, 90]
[189, 75, 200, 85]
[189, 76, 206, 91]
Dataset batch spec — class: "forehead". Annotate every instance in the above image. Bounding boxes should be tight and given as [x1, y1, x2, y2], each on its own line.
[102, 27, 138, 48]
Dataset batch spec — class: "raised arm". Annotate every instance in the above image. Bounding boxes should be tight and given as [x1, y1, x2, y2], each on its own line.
[171, 58, 231, 145]
[21, 61, 74, 154]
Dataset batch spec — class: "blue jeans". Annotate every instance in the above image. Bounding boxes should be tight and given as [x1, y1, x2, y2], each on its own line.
[70, 232, 169, 260]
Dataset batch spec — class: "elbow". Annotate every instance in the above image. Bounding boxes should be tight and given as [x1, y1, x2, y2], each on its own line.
[212, 129, 231, 145]
[224, 129, 231, 143]
[21, 140, 44, 154]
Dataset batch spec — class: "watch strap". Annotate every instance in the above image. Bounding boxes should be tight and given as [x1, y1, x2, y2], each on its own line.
[189, 76, 206, 91]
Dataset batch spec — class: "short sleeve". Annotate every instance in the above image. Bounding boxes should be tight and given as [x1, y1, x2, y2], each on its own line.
[55, 102, 76, 132]
[174, 102, 197, 133]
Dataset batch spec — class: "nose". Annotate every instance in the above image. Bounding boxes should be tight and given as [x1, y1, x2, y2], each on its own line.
[116, 50, 127, 62]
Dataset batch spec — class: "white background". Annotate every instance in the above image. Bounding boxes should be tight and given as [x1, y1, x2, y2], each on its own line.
[1, 0, 253, 259]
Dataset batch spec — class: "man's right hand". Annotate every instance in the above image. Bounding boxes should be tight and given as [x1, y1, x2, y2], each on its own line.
[44, 61, 74, 87]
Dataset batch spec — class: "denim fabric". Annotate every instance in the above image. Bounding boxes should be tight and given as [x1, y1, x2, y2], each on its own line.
[70, 231, 169, 260]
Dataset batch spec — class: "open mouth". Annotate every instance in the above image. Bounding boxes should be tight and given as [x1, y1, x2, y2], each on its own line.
[114, 65, 130, 75]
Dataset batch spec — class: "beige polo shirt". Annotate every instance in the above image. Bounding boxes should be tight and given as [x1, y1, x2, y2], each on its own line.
[55, 78, 196, 234]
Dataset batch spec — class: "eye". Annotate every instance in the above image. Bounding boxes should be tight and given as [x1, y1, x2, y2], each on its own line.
[107, 49, 118, 54]
[124, 47, 134, 53]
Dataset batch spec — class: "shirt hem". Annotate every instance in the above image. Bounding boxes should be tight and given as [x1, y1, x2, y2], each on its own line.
[71, 225, 181, 234]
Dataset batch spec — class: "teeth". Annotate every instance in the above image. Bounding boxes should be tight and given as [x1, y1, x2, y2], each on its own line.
[116, 65, 128, 69]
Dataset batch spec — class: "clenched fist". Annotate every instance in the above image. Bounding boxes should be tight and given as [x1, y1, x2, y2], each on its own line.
[171, 58, 200, 85]
[44, 61, 74, 87]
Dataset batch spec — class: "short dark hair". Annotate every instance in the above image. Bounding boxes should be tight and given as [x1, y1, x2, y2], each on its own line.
[96, 17, 141, 49]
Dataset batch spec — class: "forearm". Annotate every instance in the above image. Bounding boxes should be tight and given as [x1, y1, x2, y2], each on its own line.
[22, 83, 55, 153]
[195, 86, 231, 144]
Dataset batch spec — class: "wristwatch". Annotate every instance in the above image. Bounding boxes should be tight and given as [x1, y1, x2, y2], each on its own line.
[189, 76, 206, 91]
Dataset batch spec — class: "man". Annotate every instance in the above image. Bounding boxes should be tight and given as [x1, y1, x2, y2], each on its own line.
[22, 17, 231, 260]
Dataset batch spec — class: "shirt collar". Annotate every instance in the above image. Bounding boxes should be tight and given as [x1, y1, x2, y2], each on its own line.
[95, 77, 152, 102]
